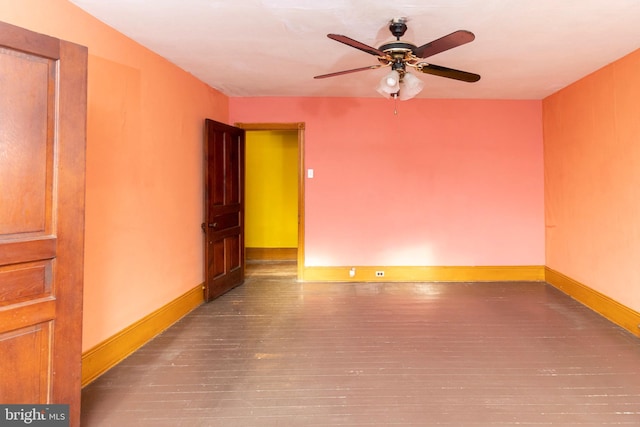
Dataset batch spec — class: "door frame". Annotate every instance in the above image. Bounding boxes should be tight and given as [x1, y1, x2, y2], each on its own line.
[235, 122, 305, 280]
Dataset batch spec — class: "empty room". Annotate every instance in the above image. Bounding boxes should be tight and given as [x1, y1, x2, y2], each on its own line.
[1, 0, 639, 426]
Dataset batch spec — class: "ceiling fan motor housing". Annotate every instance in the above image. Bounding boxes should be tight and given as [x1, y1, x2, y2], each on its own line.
[389, 17, 408, 39]
[381, 18, 418, 66]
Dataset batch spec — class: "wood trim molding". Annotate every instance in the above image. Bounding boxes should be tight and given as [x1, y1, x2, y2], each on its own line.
[302, 265, 545, 283]
[235, 122, 305, 131]
[81, 284, 204, 387]
[246, 247, 297, 260]
[545, 267, 640, 337]
[296, 125, 306, 282]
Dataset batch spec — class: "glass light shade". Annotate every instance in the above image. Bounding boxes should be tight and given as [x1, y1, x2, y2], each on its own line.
[376, 70, 400, 98]
[398, 72, 424, 100]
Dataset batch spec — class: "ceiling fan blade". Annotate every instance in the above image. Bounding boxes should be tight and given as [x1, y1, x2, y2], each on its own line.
[327, 34, 386, 57]
[417, 63, 481, 82]
[414, 30, 475, 59]
[314, 64, 383, 79]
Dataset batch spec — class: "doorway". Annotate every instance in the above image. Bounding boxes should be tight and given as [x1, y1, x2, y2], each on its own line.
[235, 123, 305, 280]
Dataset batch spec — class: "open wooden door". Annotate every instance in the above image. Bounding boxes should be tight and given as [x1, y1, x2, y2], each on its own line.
[0, 21, 87, 426]
[202, 119, 245, 302]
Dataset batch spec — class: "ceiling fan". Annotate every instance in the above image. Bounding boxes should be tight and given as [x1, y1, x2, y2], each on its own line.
[314, 18, 481, 100]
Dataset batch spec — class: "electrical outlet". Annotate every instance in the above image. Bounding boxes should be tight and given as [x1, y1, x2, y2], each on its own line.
[375, 271, 384, 277]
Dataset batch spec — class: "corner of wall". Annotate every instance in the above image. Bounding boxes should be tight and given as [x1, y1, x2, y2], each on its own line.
[545, 267, 640, 338]
[81, 284, 204, 387]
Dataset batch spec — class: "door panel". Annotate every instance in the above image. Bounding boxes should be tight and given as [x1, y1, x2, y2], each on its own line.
[203, 119, 245, 301]
[0, 21, 87, 427]
[0, 324, 51, 403]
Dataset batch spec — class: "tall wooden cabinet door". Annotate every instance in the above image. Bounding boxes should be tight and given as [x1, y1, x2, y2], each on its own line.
[0, 21, 87, 426]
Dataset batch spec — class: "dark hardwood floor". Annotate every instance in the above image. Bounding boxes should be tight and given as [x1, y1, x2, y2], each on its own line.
[81, 262, 640, 426]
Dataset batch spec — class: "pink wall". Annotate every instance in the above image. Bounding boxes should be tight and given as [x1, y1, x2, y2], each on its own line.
[2, 0, 547, 353]
[544, 49, 640, 312]
[230, 98, 544, 267]
[0, 0, 229, 351]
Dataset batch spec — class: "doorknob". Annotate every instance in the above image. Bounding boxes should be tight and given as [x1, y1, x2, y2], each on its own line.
[201, 222, 217, 232]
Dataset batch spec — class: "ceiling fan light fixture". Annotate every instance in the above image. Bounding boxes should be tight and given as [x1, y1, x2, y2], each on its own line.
[398, 72, 424, 100]
[315, 19, 479, 100]
[376, 70, 400, 97]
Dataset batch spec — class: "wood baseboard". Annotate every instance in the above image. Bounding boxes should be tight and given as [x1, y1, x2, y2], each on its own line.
[81, 284, 204, 387]
[301, 265, 545, 282]
[80, 266, 639, 387]
[545, 267, 640, 337]
[246, 247, 297, 260]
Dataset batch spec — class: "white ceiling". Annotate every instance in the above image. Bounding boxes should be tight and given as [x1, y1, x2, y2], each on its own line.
[69, 0, 640, 99]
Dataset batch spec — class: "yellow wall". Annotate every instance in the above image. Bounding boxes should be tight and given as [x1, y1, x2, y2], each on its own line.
[245, 130, 298, 248]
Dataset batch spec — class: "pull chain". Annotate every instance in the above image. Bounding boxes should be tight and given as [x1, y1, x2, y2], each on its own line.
[393, 93, 398, 115]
